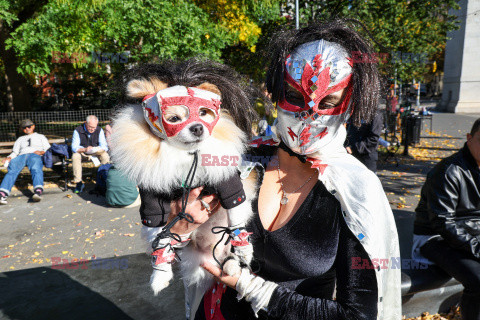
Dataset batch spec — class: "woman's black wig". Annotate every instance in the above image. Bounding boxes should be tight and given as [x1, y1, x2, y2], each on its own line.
[265, 19, 382, 127]
[117, 58, 258, 136]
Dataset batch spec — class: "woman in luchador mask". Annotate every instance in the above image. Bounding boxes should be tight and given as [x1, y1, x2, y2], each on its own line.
[172, 20, 401, 320]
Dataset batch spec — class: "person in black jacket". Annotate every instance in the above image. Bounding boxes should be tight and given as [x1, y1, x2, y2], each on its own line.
[412, 118, 480, 320]
[346, 110, 383, 172]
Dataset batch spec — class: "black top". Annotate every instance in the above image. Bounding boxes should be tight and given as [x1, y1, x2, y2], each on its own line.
[195, 147, 378, 320]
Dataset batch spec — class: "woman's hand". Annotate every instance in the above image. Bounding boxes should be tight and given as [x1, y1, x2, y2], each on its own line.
[168, 187, 220, 235]
[201, 261, 239, 289]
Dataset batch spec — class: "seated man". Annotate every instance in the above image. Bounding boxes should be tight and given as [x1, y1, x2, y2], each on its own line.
[71, 115, 109, 193]
[0, 119, 51, 204]
[412, 118, 480, 320]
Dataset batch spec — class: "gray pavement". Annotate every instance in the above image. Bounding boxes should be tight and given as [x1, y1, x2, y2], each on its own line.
[379, 112, 478, 215]
[0, 111, 479, 319]
[0, 186, 186, 320]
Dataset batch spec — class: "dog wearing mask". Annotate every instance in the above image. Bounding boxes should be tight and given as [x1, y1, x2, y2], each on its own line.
[109, 60, 258, 302]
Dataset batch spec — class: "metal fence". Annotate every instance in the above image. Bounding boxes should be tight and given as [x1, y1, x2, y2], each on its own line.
[0, 109, 113, 142]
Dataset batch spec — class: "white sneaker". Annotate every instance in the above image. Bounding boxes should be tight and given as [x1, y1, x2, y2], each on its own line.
[0, 196, 7, 205]
[32, 189, 43, 202]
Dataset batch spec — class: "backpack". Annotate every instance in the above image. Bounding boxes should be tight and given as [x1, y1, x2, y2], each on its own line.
[95, 163, 113, 196]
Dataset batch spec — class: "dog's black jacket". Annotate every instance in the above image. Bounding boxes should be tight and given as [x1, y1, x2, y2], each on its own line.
[139, 172, 246, 227]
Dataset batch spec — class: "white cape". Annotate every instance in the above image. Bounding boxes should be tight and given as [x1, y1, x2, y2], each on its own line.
[250, 125, 401, 320]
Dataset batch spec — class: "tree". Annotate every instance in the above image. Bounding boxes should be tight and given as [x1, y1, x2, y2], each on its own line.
[7, 0, 231, 75]
[278, 0, 460, 84]
[0, 0, 279, 111]
[1, 0, 282, 111]
[349, 0, 460, 84]
[0, 0, 49, 111]
[210, 0, 284, 82]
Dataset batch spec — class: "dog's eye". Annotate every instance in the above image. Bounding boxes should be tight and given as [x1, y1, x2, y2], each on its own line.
[198, 108, 216, 123]
[167, 116, 181, 123]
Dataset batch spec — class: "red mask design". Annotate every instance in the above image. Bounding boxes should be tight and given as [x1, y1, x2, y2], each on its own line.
[143, 86, 221, 139]
[279, 54, 353, 117]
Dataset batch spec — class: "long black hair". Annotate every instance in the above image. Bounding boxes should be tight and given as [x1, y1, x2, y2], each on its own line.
[265, 19, 382, 127]
[117, 58, 258, 136]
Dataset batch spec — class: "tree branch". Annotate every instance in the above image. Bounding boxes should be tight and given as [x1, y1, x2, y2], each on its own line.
[13, 0, 49, 31]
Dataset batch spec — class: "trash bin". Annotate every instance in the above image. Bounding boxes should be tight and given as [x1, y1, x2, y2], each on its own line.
[411, 115, 421, 144]
[402, 115, 421, 146]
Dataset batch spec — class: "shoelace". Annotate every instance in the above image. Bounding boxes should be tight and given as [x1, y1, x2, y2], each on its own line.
[152, 152, 198, 250]
[211, 226, 234, 269]
[211, 226, 251, 271]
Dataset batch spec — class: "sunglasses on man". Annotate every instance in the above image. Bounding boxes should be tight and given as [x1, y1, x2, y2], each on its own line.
[23, 125, 33, 129]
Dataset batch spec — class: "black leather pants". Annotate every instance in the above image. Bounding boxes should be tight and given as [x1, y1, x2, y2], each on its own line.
[421, 238, 480, 320]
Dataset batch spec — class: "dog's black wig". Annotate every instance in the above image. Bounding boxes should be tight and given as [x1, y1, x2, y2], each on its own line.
[118, 58, 258, 137]
[265, 19, 382, 127]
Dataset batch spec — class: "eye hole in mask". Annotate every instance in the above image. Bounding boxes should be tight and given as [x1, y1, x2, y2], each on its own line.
[198, 107, 217, 123]
[283, 81, 346, 111]
[164, 105, 189, 124]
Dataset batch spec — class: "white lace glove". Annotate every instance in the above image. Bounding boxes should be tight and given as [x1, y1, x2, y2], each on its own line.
[235, 268, 278, 317]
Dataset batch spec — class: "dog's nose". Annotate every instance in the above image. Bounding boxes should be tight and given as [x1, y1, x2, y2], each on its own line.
[190, 124, 204, 137]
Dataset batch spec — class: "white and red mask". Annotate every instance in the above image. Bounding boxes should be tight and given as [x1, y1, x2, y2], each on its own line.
[276, 40, 353, 155]
[142, 85, 221, 140]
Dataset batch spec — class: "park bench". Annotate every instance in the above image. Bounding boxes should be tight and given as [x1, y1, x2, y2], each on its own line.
[395, 210, 462, 317]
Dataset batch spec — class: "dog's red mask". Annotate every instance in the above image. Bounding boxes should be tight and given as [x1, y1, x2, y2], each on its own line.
[142, 86, 221, 139]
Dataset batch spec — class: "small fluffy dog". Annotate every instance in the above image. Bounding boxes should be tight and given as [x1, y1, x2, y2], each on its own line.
[109, 60, 258, 310]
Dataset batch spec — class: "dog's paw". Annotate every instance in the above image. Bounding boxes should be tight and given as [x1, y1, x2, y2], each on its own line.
[222, 257, 242, 277]
[237, 252, 253, 266]
[150, 268, 173, 295]
[233, 243, 254, 265]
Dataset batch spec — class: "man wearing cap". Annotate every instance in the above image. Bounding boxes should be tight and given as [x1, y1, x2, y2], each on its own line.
[0, 119, 51, 204]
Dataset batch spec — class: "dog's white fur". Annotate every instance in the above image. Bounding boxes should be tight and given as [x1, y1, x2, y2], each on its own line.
[110, 105, 243, 193]
[110, 81, 257, 302]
